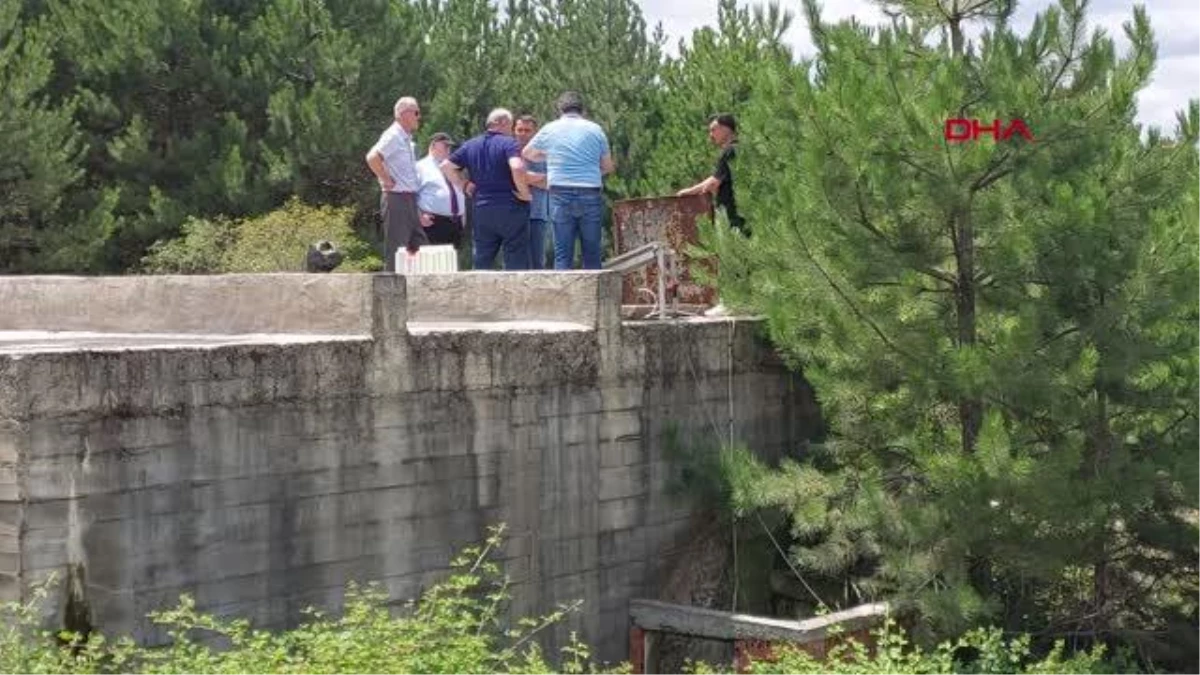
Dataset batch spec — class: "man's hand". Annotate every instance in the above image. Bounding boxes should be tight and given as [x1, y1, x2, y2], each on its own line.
[526, 171, 547, 189]
[419, 212, 434, 227]
[380, 177, 396, 191]
[514, 189, 532, 202]
[465, 181, 476, 197]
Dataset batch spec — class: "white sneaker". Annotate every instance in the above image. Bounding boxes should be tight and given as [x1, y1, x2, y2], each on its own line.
[705, 303, 729, 317]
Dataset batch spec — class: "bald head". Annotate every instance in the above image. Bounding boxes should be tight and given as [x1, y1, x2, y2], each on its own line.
[486, 108, 514, 135]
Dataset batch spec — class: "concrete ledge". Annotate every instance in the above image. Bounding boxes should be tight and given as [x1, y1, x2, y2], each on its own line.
[0, 340, 373, 419]
[0, 274, 380, 336]
[629, 598, 889, 644]
[404, 271, 622, 329]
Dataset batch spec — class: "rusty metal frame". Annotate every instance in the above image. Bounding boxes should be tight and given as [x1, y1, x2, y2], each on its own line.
[611, 194, 718, 307]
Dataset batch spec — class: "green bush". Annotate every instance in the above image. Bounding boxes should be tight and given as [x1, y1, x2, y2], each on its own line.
[0, 526, 625, 674]
[223, 198, 380, 273]
[681, 617, 1120, 674]
[141, 198, 381, 274]
[140, 216, 238, 275]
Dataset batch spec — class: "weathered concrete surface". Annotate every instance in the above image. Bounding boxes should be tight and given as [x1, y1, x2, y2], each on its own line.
[406, 272, 611, 327]
[0, 271, 814, 664]
[0, 274, 379, 335]
[0, 332, 363, 354]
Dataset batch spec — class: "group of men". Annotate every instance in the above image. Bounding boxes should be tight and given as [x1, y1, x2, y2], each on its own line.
[365, 90, 743, 274]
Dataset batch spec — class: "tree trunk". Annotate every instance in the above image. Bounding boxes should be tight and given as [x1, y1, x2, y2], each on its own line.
[954, 206, 982, 453]
[1091, 392, 1114, 626]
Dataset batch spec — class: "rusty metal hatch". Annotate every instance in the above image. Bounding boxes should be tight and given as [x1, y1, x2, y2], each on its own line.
[611, 194, 718, 306]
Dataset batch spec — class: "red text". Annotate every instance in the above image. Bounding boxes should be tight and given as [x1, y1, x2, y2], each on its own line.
[944, 118, 1034, 142]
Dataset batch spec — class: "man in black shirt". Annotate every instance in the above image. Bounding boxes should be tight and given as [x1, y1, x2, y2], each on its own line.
[677, 113, 746, 316]
[677, 113, 747, 235]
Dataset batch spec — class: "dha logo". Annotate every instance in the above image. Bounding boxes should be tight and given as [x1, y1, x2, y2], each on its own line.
[944, 118, 1035, 142]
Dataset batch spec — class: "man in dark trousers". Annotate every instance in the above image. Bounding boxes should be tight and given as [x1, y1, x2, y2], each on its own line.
[677, 113, 746, 316]
[441, 108, 533, 270]
[415, 132, 467, 250]
[677, 112, 746, 235]
[365, 96, 426, 272]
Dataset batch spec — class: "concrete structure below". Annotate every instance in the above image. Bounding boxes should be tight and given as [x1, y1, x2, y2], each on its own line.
[0, 271, 815, 665]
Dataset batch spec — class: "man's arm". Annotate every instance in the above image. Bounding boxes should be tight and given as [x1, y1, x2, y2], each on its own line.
[677, 175, 720, 196]
[440, 158, 474, 196]
[365, 149, 394, 190]
[596, 130, 615, 176]
[509, 157, 532, 201]
[414, 160, 436, 226]
[522, 145, 547, 162]
[523, 127, 549, 162]
[525, 170, 547, 189]
[682, 146, 733, 196]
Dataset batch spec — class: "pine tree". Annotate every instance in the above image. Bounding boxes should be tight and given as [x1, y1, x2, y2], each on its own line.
[0, 1, 83, 273]
[497, 0, 666, 197]
[713, 0, 1198, 665]
[638, 0, 794, 196]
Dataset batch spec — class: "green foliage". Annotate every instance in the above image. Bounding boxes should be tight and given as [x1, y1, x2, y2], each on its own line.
[695, 0, 1198, 669]
[140, 216, 238, 275]
[0, 526, 626, 674]
[0, 0, 83, 273]
[222, 198, 379, 272]
[745, 618, 1115, 674]
[638, 0, 794, 197]
[141, 198, 379, 273]
[3, 0, 678, 273]
[7, 0, 429, 272]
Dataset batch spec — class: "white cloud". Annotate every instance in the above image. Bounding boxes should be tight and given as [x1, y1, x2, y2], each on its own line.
[637, 0, 1199, 131]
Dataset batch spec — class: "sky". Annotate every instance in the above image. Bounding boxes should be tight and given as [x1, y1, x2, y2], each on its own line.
[636, 0, 1200, 133]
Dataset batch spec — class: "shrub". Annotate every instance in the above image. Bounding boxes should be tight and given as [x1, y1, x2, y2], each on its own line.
[731, 617, 1116, 674]
[223, 198, 379, 273]
[140, 216, 237, 275]
[140, 198, 381, 274]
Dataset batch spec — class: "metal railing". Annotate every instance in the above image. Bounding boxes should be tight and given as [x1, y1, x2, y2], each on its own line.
[603, 241, 702, 319]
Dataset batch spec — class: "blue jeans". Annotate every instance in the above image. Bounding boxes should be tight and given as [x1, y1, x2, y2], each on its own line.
[550, 188, 604, 270]
[529, 218, 549, 270]
[473, 201, 531, 270]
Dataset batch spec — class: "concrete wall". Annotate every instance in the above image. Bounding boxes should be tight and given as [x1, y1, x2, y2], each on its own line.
[0, 274, 378, 335]
[405, 271, 610, 327]
[0, 271, 812, 665]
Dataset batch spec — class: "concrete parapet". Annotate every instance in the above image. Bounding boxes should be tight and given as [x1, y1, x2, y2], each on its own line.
[405, 271, 623, 330]
[0, 274, 378, 336]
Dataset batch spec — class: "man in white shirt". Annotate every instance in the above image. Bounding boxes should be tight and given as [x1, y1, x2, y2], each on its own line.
[365, 96, 425, 271]
[414, 132, 467, 250]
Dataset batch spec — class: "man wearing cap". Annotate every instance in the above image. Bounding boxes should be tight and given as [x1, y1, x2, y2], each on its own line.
[365, 96, 425, 272]
[415, 132, 467, 250]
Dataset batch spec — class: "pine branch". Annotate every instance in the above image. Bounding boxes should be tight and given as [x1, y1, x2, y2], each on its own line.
[1042, 4, 1084, 103]
[794, 218, 919, 364]
[1034, 324, 1081, 353]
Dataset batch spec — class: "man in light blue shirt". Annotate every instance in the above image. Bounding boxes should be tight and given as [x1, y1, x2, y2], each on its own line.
[522, 91, 615, 270]
[514, 115, 551, 269]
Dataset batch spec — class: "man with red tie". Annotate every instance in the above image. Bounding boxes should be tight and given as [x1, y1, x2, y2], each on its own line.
[414, 132, 467, 250]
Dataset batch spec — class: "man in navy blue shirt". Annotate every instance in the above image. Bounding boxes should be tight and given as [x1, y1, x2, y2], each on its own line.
[441, 109, 533, 270]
